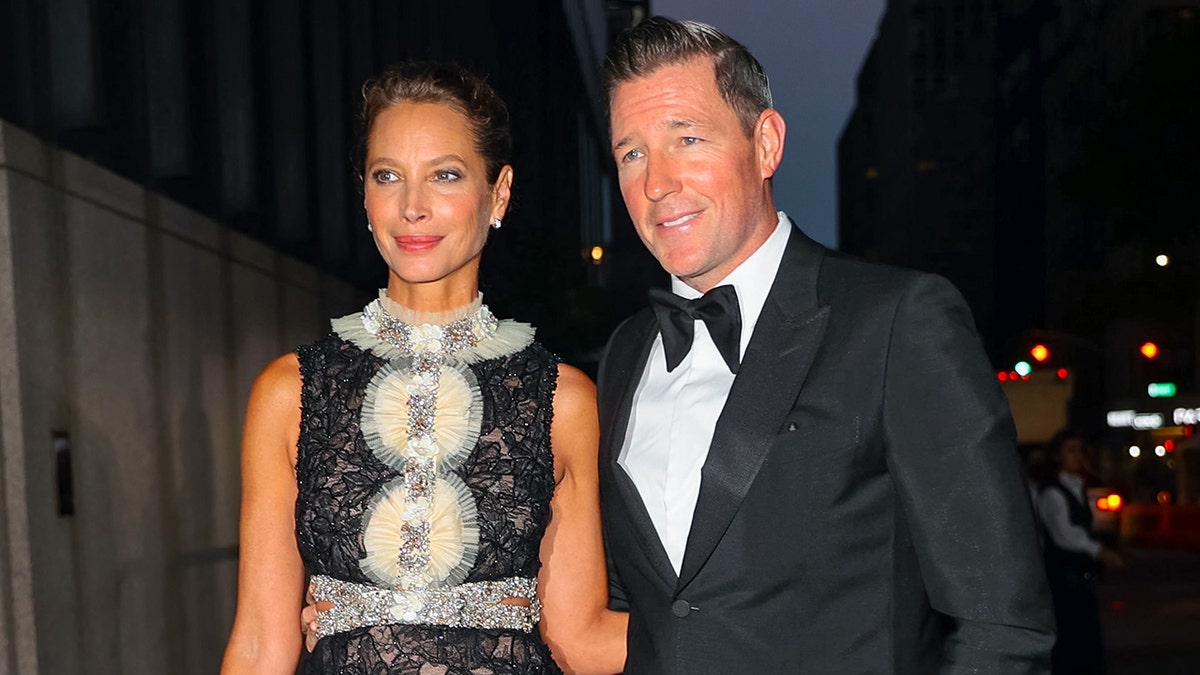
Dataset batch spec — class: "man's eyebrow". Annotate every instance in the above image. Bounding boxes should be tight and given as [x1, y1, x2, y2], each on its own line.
[666, 117, 698, 129]
[611, 118, 700, 153]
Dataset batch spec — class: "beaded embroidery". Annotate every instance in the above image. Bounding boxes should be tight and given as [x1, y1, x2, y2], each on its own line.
[332, 293, 535, 594]
[310, 574, 542, 639]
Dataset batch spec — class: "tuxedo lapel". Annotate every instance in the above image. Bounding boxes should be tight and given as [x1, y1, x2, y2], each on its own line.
[599, 312, 678, 587]
[677, 228, 831, 589]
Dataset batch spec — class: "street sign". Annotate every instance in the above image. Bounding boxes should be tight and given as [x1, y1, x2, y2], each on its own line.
[1148, 382, 1177, 398]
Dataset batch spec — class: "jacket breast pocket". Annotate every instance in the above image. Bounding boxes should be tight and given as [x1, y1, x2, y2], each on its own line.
[766, 414, 862, 468]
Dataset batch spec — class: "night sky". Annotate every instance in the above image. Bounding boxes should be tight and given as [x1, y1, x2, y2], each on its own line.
[652, 0, 887, 249]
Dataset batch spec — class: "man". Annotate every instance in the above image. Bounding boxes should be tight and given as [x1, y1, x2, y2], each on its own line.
[596, 16, 1054, 674]
[1037, 430, 1122, 673]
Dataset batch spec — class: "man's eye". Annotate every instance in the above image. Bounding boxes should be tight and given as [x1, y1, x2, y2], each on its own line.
[621, 148, 643, 163]
[681, 136, 700, 145]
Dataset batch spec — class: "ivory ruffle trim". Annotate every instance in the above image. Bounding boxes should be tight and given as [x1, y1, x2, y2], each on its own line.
[359, 362, 483, 471]
[331, 314, 534, 365]
[360, 473, 480, 589]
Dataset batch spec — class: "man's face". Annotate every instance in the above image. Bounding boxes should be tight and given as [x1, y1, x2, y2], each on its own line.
[609, 58, 783, 292]
[1061, 438, 1086, 475]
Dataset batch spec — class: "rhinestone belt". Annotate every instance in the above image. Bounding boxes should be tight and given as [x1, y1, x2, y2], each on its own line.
[310, 574, 541, 640]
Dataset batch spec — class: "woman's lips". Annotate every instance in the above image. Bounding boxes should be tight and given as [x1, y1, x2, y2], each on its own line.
[395, 235, 443, 253]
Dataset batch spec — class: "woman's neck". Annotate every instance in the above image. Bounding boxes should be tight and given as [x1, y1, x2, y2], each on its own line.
[385, 278, 479, 315]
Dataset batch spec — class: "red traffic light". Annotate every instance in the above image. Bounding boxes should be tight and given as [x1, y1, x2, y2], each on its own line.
[1140, 342, 1159, 359]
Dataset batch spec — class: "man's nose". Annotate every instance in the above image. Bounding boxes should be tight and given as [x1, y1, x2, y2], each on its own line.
[643, 155, 681, 201]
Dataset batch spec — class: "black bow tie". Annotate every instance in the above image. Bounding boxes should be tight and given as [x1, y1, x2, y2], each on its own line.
[648, 285, 742, 374]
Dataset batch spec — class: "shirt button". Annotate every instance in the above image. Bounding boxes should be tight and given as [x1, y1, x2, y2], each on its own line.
[671, 599, 693, 618]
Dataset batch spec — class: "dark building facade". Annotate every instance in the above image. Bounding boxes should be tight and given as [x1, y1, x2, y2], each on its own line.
[839, 0, 1199, 495]
[0, 0, 656, 361]
[839, 0, 1001, 349]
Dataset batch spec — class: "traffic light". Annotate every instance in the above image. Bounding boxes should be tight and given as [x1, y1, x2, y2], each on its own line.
[1030, 344, 1050, 362]
[1140, 342, 1159, 359]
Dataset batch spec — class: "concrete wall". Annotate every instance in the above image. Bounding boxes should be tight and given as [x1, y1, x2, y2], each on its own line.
[0, 119, 364, 675]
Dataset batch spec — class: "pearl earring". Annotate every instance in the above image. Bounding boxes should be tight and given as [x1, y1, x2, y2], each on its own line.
[367, 221, 373, 233]
[491, 218, 502, 230]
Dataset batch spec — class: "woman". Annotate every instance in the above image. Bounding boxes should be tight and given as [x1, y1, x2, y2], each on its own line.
[221, 62, 626, 674]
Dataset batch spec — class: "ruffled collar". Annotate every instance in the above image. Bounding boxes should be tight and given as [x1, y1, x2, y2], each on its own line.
[331, 290, 534, 364]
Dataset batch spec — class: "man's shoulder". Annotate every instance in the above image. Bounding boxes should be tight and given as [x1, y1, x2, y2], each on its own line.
[811, 249, 930, 305]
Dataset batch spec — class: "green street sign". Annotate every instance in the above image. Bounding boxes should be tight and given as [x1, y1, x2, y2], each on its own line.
[1148, 382, 1177, 398]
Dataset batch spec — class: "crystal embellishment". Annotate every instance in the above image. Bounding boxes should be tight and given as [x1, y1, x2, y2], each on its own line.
[358, 299, 496, 590]
[310, 574, 542, 639]
[361, 300, 499, 355]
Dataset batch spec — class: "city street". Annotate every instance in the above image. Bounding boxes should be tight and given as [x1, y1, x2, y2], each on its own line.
[1101, 547, 1200, 673]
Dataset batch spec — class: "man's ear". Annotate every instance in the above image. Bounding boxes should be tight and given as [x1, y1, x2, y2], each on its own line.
[755, 109, 786, 180]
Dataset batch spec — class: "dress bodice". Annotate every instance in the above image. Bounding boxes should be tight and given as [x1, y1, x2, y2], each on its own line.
[294, 322, 563, 673]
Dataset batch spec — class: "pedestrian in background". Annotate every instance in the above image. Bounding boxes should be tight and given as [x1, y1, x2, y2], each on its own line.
[1037, 429, 1125, 674]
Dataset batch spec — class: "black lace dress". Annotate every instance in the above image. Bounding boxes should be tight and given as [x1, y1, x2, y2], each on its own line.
[294, 312, 564, 674]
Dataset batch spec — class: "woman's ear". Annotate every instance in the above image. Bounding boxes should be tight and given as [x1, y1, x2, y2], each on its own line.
[491, 165, 514, 221]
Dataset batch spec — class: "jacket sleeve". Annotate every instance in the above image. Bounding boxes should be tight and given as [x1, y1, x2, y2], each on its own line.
[597, 319, 633, 613]
[881, 273, 1055, 674]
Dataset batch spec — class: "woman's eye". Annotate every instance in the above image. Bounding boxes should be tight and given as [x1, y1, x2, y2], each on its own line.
[434, 169, 462, 182]
[372, 169, 398, 183]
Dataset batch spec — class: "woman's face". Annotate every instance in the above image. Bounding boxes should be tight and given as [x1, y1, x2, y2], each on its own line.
[364, 101, 511, 290]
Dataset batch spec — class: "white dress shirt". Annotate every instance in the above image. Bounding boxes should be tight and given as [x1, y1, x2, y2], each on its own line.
[1037, 472, 1101, 557]
[618, 213, 793, 573]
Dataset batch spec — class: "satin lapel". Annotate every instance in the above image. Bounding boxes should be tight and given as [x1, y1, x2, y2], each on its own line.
[677, 228, 831, 589]
[599, 311, 678, 587]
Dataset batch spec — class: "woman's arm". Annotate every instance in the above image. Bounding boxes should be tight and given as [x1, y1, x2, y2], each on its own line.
[537, 364, 628, 675]
[221, 354, 306, 674]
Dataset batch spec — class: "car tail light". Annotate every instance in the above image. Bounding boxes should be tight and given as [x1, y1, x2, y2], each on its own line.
[1096, 494, 1123, 511]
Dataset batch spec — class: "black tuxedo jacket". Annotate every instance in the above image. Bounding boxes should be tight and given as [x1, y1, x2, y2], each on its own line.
[597, 226, 1054, 674]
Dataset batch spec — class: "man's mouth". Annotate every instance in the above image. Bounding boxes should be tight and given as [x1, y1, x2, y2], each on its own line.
[658, 212, 700, 228]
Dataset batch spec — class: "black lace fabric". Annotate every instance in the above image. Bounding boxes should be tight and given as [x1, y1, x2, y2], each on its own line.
[295, 334, 564, 674]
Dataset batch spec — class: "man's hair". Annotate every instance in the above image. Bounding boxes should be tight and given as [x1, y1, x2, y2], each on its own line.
[603, 16, 773, 136]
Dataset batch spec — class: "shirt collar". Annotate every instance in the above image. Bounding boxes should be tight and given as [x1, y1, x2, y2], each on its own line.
[1058, 471, 1085, 492]
[670, 212, 793, 354]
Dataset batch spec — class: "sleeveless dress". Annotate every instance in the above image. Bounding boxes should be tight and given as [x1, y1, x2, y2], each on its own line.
[294, 294, 564, 674]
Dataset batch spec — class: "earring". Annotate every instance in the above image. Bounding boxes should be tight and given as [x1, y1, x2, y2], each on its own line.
[491, 218, 502, 229]
[367, 220, 373, 233]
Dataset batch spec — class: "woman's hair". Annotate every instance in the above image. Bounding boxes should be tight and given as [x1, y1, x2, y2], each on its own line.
[603, 16, 772, 136]
[357, 62, 511, 185]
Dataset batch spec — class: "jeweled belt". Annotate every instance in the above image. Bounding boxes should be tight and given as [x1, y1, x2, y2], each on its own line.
[310, 574, 541, 640]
